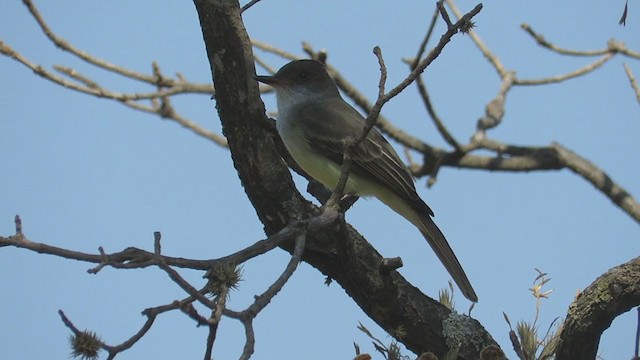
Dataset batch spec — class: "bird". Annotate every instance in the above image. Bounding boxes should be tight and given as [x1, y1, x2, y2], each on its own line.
[256, 59, 478, 302]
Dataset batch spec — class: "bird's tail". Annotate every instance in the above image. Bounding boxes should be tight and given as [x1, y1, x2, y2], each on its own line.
[415, 212, 478, 302]
[376, 192, 478, 302]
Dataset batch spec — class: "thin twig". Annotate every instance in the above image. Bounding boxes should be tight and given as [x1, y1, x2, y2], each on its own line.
[241, 0, 262, 13]
[635, 307, 639, 359]
[624, 63, 640, 105]
[53, 65, 100, 89]
[14, 215, 22, 235]
[58, 309, 157, 360]
[204, 311, 217, 360]
[155, 244, 216, 309]
[437, 0, 454, 28]
[301, 43, 435, 155]
[406, 8, 463, 152]
[238, 318, 255, 360]
[414, 71, 462, 151]
[22, 0, 176, 86]
[253, 54, 277, 74]
[58, 310, 83, 336]
[411, 6, 441, 69]
[515, 53, 614, 86]
[473, 71, 515, 136]
[379, 3, 483, 107]
[446, 0, 507, 77]
[0, 40, 227, 147]
[245, 231, 307, 316]
[325, 4, 483, 208]
[0, 221, 303, 272]
[520, 23, 640, 60]
[104, 315, 157, 358]
[368, 4, 483, 140]
[251, 39, 299, 60]
[520, 23, 611, 57]
[234, 228, 310, 360]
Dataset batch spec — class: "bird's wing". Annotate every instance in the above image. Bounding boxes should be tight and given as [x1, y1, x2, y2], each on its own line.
[296, 100, 433, 216]
[295, 100, 477, 301]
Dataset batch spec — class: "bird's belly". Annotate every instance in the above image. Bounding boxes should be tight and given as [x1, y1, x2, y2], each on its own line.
[284, 140, 380, 197]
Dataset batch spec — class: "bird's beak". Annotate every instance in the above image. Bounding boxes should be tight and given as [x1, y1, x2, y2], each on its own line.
[255, 75, 279, 85]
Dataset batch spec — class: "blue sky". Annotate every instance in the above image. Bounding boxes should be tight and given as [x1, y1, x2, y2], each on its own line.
[1, 1, 639, 359]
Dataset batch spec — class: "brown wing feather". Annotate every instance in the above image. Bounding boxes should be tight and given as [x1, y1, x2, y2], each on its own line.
[293, 99, 477, 301]
[297, 100, 433, 216]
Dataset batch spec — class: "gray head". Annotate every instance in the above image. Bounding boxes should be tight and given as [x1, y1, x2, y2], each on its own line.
[256, 60, 340, 100]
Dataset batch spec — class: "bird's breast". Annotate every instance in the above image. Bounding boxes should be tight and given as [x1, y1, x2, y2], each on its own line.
[276, 112, 383, 198]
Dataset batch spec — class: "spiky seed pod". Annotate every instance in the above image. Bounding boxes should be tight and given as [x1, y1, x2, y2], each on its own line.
[69, 330, 102, 360]
[205, 263, 242, 297]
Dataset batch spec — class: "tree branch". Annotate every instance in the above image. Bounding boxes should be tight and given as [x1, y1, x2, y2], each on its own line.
[552, 142, 640, 223]
[556, 256, 640, 359]
[624, 63, 640, 105]
[193, 1, 495, 359]
[0, 220, 304, 271]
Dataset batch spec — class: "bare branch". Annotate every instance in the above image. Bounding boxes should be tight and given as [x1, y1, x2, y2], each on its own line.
[104, 315, 157, 359]
[411, 6, 441, 69]
[474, 72, 515, 135]
[241, 0, 263, 13]
[326, 3, 483, 207]
[624, 63, 640, 105]
[446, 0, 508, 77]
[437, 0, 454, 28]
[556, 256, 640, 359]
[253, 53, 277, 74]
[238, 318, 256, 360]
[515, 53, 614, 86]
[0, 40, 227, 147]
[300, 43, 435, 155]
[22, 0, 176, 86]
[245, 231, 307, 317]
[14, 215, 22, 235]
[552, 143, 640, 223]
[520, 23, 640, 60]
[59, 308, 157, 360]
[252, 39, 299, 60]
[53, 65, 100, 89]
[251, 40, 640, 223]
[157, 258, 215, 309]
[520, 23, 611, 57]
[413, 69, 462, 151]
[0, 220, 305, 271]
[385, 4, 484, 104]
[58, 309, 83, 336]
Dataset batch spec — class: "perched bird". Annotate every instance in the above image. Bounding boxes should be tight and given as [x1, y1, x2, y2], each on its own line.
[256, 60, 478, 302]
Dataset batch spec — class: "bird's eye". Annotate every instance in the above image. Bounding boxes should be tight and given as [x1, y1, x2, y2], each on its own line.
[299, 71, 308, 80]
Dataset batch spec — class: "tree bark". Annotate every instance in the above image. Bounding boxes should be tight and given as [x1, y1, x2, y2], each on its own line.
[556, 256, 640, 360]
[192, 0, 496, 358]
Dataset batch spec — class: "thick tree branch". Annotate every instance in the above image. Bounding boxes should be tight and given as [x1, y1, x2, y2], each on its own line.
[193, 0, 494, 358]
[556, 257, 640, 359]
